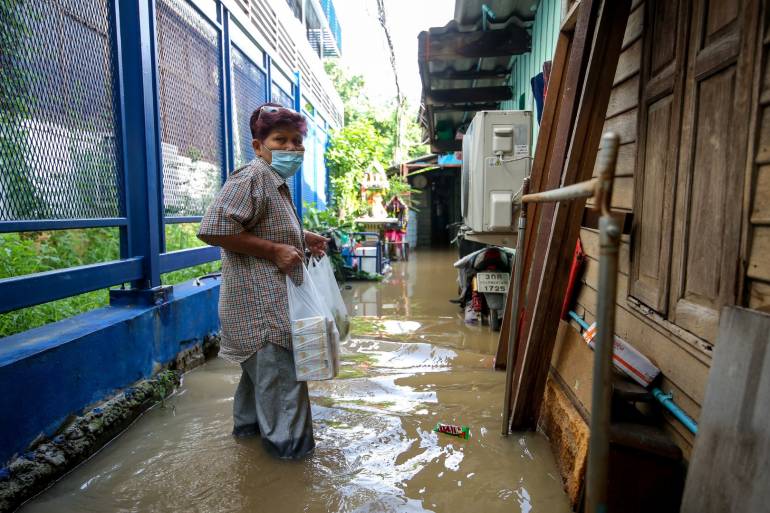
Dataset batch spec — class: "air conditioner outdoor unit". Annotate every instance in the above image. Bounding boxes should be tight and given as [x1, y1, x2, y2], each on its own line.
[461, 110, 532, 243]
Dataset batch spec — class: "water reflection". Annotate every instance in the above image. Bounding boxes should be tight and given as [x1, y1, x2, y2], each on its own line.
[21, 250, 570, 513]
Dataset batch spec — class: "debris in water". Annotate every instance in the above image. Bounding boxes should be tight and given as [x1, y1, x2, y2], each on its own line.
[433, 423, 470, 439]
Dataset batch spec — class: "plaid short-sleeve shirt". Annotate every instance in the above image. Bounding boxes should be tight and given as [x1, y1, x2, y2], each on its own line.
[198, 157, 304, 363]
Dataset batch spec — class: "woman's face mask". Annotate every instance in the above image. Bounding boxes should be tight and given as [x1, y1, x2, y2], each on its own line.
[264, 146, 304, 178]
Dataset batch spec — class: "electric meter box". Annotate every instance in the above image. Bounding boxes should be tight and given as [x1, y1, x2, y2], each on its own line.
[461, 110, 532, 237]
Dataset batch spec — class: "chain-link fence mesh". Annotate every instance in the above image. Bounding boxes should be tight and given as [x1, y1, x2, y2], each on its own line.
[231, 46, 267, 169]
[0, 0, 123, 222]
[155, 0, 223, 217]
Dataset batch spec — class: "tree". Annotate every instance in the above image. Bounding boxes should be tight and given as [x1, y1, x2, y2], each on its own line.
[323, 61, 426, 218]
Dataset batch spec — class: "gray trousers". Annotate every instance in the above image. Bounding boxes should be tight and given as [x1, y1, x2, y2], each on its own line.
[233, 343, 315, 459]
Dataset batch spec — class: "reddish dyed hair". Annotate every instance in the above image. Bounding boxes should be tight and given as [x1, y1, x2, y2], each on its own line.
[249, 102, 307, 141]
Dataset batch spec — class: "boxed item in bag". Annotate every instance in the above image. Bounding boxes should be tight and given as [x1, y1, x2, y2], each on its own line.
[291, 315, 334, 381]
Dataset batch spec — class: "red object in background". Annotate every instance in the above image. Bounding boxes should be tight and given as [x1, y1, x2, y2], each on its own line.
[560, 239, 585, 320]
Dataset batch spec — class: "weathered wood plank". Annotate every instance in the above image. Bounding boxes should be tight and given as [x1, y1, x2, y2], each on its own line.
[750, 165, 770, 222]
[551, 321, 595, 412]
[681, 307, 770, 513]
[606, 75, 640, 118]
[580, 227, 630, 274]
[419, 23, 531, 61]
[495, 25, 574, 371]
[510, 0, 633, 430]
[592, 142, 637, 177]
[748, 279, 770, 311]
[755, 106, 770, 163]
[603, 109, 638, 144]
[586, 175, 634, 210]
[622, 3, 644, 49]
[614, 38, 642, 85]
[425, 86, 513, 105]
[747, 226, 770, 281]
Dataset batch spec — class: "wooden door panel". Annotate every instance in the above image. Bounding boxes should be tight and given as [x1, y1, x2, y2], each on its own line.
[630, 0, 687, 313]
[676, 67, 736, 337]
[670, 0, 753, 342]
[704, 0, 739, 44]
[633, 97, 675, 309]
[650, 0, 679, 77]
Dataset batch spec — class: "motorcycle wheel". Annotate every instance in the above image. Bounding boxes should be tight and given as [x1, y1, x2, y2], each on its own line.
[489, 309, 502, 331]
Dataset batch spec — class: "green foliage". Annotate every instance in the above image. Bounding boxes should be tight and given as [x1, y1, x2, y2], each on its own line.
[161, 222, 221, 285]
[0, 224, 220, 338]
[326, 118, 389, 217]
[0, 228, 120, 337]
[302, 202, 359, 234]
[1, 2, 40, 218]
[322, 61, 427, 221]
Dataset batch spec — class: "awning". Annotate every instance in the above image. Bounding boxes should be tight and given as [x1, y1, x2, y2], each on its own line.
[417, 0, 537, 153]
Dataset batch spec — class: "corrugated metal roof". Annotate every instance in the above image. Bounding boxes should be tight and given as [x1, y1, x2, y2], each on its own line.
[418, 0, 539, 152]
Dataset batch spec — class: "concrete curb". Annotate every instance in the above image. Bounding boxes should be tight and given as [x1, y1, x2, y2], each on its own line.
[0, 334, 220, 512]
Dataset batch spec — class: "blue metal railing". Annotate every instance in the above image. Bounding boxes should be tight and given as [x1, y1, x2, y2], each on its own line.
[0, 0, 328, 318]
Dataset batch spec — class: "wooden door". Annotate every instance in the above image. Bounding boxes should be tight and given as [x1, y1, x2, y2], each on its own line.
[669, 0, 758, 342]
[630, 0, 689, 313]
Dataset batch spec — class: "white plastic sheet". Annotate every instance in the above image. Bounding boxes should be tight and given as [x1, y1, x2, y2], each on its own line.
[286, 264, 340, 381]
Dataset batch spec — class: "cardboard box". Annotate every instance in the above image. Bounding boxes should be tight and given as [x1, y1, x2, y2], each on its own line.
[582, 322, 661, 387]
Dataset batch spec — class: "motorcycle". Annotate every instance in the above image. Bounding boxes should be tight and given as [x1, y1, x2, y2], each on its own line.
[452, 244, 513, 331]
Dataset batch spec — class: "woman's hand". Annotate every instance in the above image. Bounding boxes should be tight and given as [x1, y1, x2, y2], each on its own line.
[304, 230, 329, 257]
[272, 243, 304, 274]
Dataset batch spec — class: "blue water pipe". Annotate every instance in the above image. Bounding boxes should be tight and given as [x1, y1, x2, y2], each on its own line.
[567, 310, 698, 435]
[651, 388, 698, 435]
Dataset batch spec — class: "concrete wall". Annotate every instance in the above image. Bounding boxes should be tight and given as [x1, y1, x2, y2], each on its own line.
[0, 279, 221, 465]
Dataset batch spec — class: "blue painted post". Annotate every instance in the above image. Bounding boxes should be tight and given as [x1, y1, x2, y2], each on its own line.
[293, 70, 303, 218]
[219, 3, 234, 183]
[114, 0, 164, 291]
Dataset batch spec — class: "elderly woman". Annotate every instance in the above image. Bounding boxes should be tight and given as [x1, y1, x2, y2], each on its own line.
[197, 103, 327, 459]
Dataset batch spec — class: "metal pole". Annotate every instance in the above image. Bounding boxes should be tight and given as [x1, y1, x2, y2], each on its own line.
[502, 177, 530, 435]
[521, 177, 597, 204]
[586, 133, 620, 513]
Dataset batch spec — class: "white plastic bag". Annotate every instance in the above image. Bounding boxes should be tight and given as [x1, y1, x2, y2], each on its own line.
[308, 256, 350, 341]
[286, 264, 340, 381]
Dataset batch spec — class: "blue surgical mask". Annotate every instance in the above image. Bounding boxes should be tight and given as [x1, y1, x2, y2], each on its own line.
[265, 146, 304, 178]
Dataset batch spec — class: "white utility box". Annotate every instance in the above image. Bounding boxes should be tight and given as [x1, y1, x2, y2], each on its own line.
[461, 110, 532, 242]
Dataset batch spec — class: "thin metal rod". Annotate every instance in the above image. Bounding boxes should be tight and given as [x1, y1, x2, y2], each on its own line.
[586, 132, 620, 513]
[521, 177, 596, 204]
[502, 177, 530, 436]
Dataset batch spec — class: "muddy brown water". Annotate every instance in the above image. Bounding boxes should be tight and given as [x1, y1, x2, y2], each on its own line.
[21, 249, 570, 513]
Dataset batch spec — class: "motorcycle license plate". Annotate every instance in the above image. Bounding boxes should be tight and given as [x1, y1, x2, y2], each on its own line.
[476, 272, 510, 293]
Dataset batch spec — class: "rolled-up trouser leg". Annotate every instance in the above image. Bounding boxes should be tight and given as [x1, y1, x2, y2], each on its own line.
[239, 343, 315, 459]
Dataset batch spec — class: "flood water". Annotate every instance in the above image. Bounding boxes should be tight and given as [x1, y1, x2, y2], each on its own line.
[21, 249, 570, 513]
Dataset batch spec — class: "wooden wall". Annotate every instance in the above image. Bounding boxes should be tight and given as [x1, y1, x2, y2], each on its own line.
[550, 0, 766, 459]
[747, 4, 770, 311]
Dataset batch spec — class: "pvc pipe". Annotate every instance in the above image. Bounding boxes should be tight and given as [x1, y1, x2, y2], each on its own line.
[568, 309, 699, 436]
[652, 388, 698, 435]
[568, 309, 590, 330]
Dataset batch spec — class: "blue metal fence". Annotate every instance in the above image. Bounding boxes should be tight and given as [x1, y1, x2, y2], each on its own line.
[0, 0, 328, 318]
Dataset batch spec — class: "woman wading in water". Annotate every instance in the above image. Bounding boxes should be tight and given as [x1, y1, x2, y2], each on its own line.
[198, 103, 328, 459]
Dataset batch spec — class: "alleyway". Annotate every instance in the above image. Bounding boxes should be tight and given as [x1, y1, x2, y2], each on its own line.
[21, 250, 570, 513]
